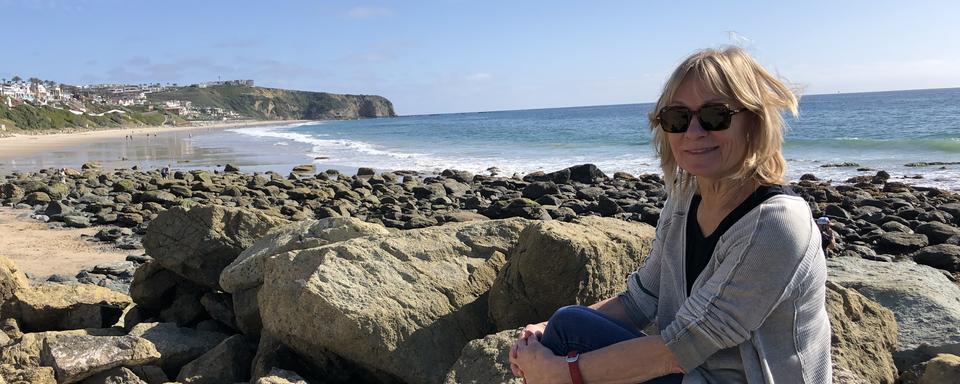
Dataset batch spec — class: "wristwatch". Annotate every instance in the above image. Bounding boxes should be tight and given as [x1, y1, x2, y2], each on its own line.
[566, 350, 584, 384]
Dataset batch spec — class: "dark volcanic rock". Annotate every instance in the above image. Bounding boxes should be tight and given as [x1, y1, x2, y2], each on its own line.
[914, 244, 960, 272]
[875, 232, 929, 254]
[916, 222, 960, 245]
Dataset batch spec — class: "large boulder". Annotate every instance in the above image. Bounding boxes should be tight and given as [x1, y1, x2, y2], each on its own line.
[2, 284, 131, 332]
[258, 218, 531, 384]
[828, 257, 960, 369]
[0, 328, 124, 371]
[127, 322, 229, 378]
[0, 364, 56, 383]
[443, 329, 524, 384]
[219, 217, 389, 293]
[917, 354, 960, 384]
[915, 222, 960, 245]
[488, 216, 655, 330]
[39, 334, 159, 383]
[0, 256, 29, 305]
[176, 335, 257, 384]
[825, 281, 898, 384]
[142, 206, 289, 290]
[875, 232, 928, 254]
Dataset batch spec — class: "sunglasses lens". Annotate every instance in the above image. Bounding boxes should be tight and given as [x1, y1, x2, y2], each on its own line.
[659, 107, 691, 133]
[699, 105, 731, 131]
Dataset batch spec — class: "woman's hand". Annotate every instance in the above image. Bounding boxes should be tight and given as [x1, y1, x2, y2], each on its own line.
[510, 322, 547, 378]
[511, 331, 566, 383]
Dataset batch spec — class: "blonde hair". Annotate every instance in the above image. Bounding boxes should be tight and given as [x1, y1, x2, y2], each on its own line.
[648, 46, 799, 195]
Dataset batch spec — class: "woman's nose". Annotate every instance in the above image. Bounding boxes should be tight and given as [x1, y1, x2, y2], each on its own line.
[683, 115, 708, 138]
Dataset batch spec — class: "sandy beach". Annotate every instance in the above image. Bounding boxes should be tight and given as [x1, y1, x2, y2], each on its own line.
[0, 120, 308, 158]
[0, 207, 132, 279]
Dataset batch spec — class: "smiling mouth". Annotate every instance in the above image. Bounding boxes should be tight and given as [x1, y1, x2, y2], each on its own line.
[685, 146, 719, 155]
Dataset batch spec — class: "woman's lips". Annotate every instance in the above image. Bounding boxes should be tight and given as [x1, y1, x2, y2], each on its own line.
[685, 146, 719, 155]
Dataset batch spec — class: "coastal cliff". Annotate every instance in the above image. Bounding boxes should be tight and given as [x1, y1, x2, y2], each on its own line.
[147, 85, 396, 120]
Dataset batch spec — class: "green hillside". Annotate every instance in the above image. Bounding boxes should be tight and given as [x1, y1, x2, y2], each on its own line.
[0, 103, 168, 131]
[147, 85, 395, 120]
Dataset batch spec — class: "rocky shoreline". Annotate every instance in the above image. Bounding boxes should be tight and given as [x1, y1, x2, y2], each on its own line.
[0, 163, 959, 382]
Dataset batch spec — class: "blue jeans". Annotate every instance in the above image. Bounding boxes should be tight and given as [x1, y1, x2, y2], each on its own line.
[540, 305, 684, 384]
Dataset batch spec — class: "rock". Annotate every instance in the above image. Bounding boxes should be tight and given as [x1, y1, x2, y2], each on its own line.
[94, 227, 133, 242]
[80, 366, 147, 384]
[0, 328, 124, 371]
[199, 292, 235, 330]
[220, 217, 390, 294]
[62, 214, 92, 228]
[258, 218, 531, 384]
[223, 164, 240, 173]
[917, 354, 960, 384]
[39, 334, 159, 383]
[438, 211, 491, 223]
[127, 322, 229, 378]
[826, 281, 898, 384]
[443, 329, 524, 384]
[0, 364, 56, 383]
[490, 198, 551, 220]
[914, 244, 960, 272]
[255, 368, 308, 384]
[43, 200, 73, 216]
[520, 182, 559, 200]
[291, 164, 315, 174]
[488, 217, 654, 330]
[176, 335, 256, 384]
[124, 365, 167, 384]
[129, 261, 199, 313]
[596, 195, 623, 216]
[158, 292, 206, 326]
[566, 164, 607, 184]
[915, 222, 960, 245]
[824, 204, 851, 219]
[0, 257, 29, 305]
[142, 206, 289, 290]
[138, 190, 179, 206]
[3, 283, 131, 332]
[828, 257, 960, 369]
[22, 191, 51, 205]
[875, 232, 929, 254]
[81, 162, 101, 171]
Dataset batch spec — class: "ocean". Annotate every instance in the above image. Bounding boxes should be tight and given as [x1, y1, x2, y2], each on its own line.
[224, 87, 960, 191]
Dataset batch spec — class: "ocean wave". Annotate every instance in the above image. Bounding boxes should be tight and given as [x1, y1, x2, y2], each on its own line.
[785, 138, 960, 153]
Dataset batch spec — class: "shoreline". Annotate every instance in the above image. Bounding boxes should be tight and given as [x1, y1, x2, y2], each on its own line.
[0, 119, 310, 158]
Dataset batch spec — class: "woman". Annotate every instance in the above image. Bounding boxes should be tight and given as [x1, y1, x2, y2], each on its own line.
[509, 47, 831, 383]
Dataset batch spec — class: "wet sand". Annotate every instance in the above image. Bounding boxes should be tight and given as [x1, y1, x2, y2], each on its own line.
[0, 120, 321, 175]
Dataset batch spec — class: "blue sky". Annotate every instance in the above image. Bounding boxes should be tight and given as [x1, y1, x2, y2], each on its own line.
[3, 0, 960, 115]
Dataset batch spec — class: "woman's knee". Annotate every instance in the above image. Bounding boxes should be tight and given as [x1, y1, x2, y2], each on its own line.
[548, 305, 598, 327]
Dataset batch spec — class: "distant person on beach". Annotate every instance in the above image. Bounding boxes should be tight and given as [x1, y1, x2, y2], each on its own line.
[817, 216, 838, 256]
[160, 165, 170, 179]
[510, 47, 831, 383]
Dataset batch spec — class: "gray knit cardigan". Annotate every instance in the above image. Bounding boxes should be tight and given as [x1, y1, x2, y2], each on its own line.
[619, 189, 832, 383]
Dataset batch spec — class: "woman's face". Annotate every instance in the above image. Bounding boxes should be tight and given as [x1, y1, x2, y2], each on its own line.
[666, 75, 752, 184]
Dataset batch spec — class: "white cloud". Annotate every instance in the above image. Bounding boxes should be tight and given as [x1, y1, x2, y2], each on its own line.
[345, 6, 392, 19]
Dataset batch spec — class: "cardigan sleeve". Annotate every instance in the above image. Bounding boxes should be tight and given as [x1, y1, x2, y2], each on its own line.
[618, 196, 675, 329]
[659, 197, 820, 373]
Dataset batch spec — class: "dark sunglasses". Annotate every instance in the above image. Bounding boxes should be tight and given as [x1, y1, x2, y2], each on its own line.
[655, 103, 746, 133]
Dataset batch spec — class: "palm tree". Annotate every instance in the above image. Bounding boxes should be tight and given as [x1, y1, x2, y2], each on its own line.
[11, 76, 22, 83]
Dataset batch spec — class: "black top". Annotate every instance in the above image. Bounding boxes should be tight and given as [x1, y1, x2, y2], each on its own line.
[685, 185, 792, 295]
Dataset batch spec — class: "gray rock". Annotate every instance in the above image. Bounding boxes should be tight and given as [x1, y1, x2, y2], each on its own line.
[39, 335, 159, 383]
[875, 232, 929, 254]
[127, 322, 229, 378]
[828, 257, 960, 369]
[258, 218, 531, 384]
[176, 335, 257, 384]
[488, 217, 654, 330]
[915, 222, 960, 245]
[443, 330, 524, 384]
[62, 214, 92, 228]
[914, 244, 960, 272]
[143, 206, 289, 290]
[79, 367, 147, 384]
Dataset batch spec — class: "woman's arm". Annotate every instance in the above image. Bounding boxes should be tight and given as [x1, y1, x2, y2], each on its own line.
[514, 333, 683, 383]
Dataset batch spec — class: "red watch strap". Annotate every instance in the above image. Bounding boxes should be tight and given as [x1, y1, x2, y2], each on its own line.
[566, 350, 584, 384]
